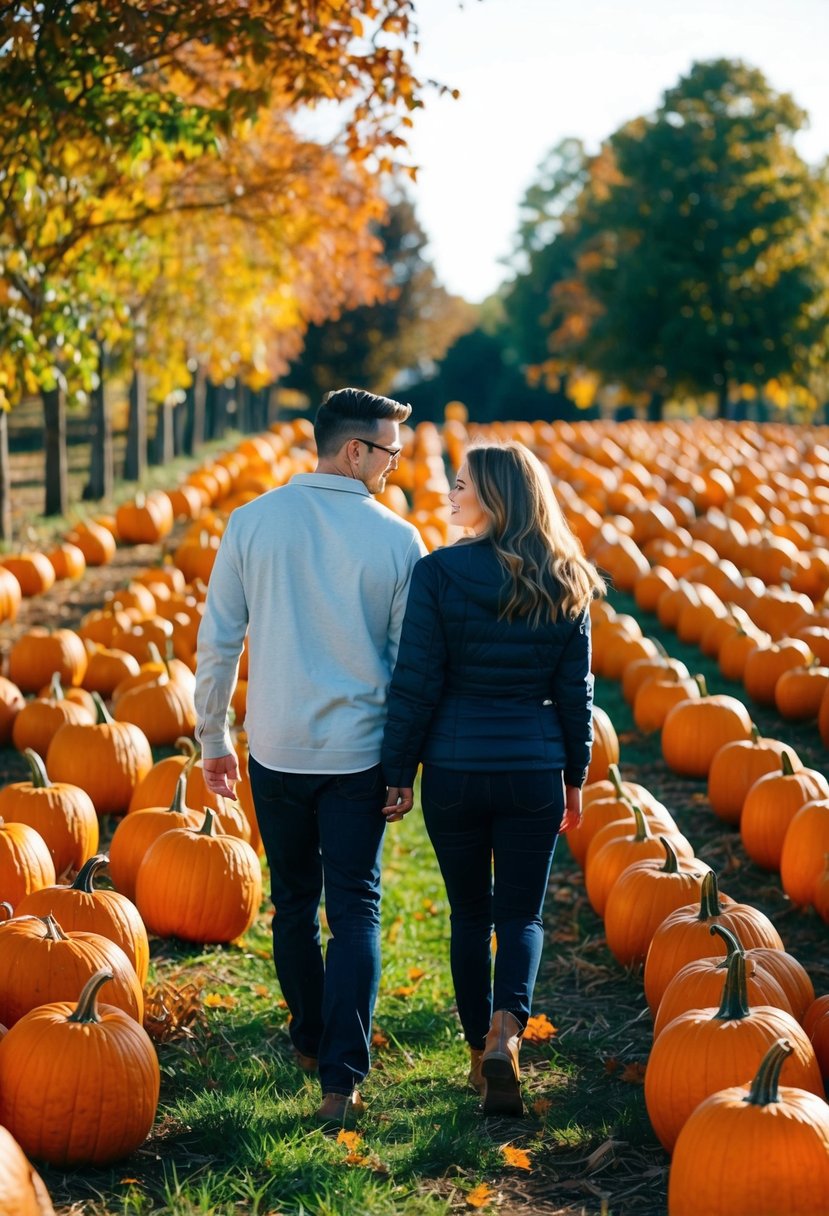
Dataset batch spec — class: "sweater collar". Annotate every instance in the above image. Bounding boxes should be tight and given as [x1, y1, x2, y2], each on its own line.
[291, 473, 372, 497]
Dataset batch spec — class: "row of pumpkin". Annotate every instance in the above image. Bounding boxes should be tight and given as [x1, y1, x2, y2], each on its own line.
[579, 598, 828, 1213]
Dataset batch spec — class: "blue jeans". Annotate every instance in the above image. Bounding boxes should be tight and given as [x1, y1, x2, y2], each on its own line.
[248, 756, 386, 1095]
[421, 765, 564, 1050]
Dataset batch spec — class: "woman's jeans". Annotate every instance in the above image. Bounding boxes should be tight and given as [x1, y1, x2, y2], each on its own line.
[421, 764, 564, 1051]
[248, 756, 386, 1095]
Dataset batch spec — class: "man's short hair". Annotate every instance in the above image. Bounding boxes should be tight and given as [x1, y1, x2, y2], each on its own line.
[313, 387, 412, 457]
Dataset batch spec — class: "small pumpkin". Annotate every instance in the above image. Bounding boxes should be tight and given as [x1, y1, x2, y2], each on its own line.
[109, 776, 203, 902]
[744, 757, 829, 876]
[8, 629, 88, 693]
[585, 803, 694, 918]
[661, 678, 753, 778]
[11, 674, 96, 761]
[667, 1037, 829, 1216]
[0, 818, 55, 910]
[0, 968, 159, 1167]
[707, 729, 800, 827]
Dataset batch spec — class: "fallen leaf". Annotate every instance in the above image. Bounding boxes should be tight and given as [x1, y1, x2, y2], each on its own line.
[408, 966, 426, 981]
[466, 1182, 493, 1208]
[336, 1130, 362, 1151]
[523, 1013, 557, 1044]
[531, 1097, 552, 1116]
[620, 1061, 647, 1085]
[501, 1144, 532, 1171]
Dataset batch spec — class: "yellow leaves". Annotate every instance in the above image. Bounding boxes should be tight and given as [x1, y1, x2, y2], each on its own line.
[335, 1129, 388, 1174]
[522, 1013, 557, 1044]
[203, 991, 239, 1010]
[466, 1183, 493, 1208]
[500, 1144, 532, 1171]
[336, 1130, 362, 1152]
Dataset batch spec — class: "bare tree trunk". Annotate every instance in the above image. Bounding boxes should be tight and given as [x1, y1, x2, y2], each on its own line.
[124, 364, 147, 482]
[83, 346, 114, 501]
[0, 410, 11, 542]
[150, 396, 175, 466]
[43, 383, 69, 517]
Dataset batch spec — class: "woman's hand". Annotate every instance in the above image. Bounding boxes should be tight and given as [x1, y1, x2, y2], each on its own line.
[559, 783, 583, 833]
[383, 787, 414, 822]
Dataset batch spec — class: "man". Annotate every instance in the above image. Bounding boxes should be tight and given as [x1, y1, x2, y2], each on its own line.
[194, 387, 426, 1127]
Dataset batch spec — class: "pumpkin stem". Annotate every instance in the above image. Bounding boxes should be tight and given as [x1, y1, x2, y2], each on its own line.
[710, 922, 746, 967]
[711, 924, 751, 1020]
[146, 641, 164, 668]
[744, 1038, 792, 1107]
[696, 870, 727, 921]
[90, 691, 115, 725]
[652, 638, 668, 658]
[67, 968, 114, 1024]
[22, 747, 51, 789]
[0, 900, 14, 921]
[40, 913, 68, 942]
[608, 763, 625, 797]
[749, 723, 760, 742]
[175, 737, 198, 760]
[631, 804, 650, 843]
[168, 774, 191, 815]
[693, 674, 709, 697]
[70, 853, 110, 893]
[780, 750, 796, 777]
[659, 836, 679, 873]
[48, 671, 65, 701]
[197, 805, 217, 836]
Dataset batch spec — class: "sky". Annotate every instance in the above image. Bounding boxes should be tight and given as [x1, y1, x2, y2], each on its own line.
[403, 0, 829, 303]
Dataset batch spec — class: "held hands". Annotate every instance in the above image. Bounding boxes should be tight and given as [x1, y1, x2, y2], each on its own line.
[202, 752, 241, 798]
[559, 784, 583, 834]
[383, 786, 414, 822]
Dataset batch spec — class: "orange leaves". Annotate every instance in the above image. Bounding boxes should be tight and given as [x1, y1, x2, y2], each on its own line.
[203, 991, 238, 1010]
[522, 1013, 558, 1044]
[335, 1129, 388, 1174]
[500, 1143, 532, 1171]
[388, 965, 428, 999]
[605, 1057, 647, 1084]
[466, 1183, 493, 1208]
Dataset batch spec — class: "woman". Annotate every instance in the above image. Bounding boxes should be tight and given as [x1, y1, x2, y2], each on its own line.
[381, 442, 605, 1116]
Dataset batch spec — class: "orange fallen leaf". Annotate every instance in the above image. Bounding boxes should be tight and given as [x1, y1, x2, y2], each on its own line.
[371, 1029, 390, 1048]
[252, 984, 270, 997]
[389, 985, 416, 998]
[501, 1144, 532, 1171]
[466, 1182, 493, 1208]
[203, 993, 225, 1008]
[531, 1097, 552, 1116]
[523, 1013, 557, 1044]
[408, 967, 426, 981]
[620, 1061, 647, 1085]
[336, 1130, 362, 1151]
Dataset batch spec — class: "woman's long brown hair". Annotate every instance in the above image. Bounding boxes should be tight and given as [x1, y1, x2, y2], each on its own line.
[465, 442, 606, 625]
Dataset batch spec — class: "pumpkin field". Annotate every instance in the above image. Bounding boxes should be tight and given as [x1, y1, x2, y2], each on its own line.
[1, 414, 829, 1216]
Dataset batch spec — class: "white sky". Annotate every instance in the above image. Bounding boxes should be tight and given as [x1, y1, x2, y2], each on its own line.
[404, 0, 829, 302]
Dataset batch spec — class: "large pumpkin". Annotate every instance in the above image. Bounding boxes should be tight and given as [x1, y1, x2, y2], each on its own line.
[109, 776, 203, 902]
[0, 1124, 55, 1216]
[661, 680, 753, 777]
[667, 1037, 829, 1216]
[745, 755, 829, 879]
[585, 803, 694, 918]
[16, 854, 149, 986]
[706, 731, 799, 826]
[645, 946, 823, 1153]
[135, 806, 262, 943]
[0, 818, 55, 910]
[0, 969, 159, 1167]
[0, 749, 99, 877]
[45, 692, 153, 816]
[643, 871, 783, 1015]
[11, 674, 95, 758]
[8, 628, 88, 692]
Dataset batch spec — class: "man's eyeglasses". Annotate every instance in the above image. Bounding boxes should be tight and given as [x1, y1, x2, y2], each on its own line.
[353, 438, 402, 462]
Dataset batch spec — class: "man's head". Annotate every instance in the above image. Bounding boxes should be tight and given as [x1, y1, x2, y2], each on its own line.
[314, 387, 412, 494]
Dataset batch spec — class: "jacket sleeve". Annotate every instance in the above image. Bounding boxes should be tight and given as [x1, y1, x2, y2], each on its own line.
[550, 607, 595, 787]
[381, 556, 448, 787]
[194, 518, 249, 759]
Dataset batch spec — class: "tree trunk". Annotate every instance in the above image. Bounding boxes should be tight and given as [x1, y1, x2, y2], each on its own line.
[83, 347, 114, 502]
[646, 391, 664, 422]
[150, 396, 175, 466]
[124, 365, 147, 482]
[42, 384, 69, 517]
[0, 409, 11, 542]
[716, 378, 729, 419]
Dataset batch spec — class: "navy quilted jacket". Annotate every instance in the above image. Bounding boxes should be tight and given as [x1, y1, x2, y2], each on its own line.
[381, 538, 595, 788]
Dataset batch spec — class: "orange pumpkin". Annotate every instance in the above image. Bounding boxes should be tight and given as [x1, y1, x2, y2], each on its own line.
[8, 628, 88, 692]
[0, 1124, 56, 1215]
[0, 749, 99, 878]
[45, 693, 153, 816]
[707, 731, 800, 827]
[662, 679, 753, 778]
[0, 819, 55, 910]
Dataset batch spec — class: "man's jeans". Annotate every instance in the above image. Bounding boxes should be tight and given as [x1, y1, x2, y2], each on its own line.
[248, 757, 386, 1095]
[421, 765, 564, 1050]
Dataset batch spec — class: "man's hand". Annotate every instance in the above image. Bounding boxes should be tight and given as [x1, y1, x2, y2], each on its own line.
[202, 752, 240, 798]
[383, 786, 414, 822]
[559, 783, 582, 834]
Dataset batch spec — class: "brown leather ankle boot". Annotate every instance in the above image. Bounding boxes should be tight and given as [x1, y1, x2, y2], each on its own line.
[481, 1010, 523, 1116]
[467, 1047, 485, 1095]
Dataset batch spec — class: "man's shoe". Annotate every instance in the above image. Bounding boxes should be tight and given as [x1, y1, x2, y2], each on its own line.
[481, 1010, 524, 1116]
[291, 1046, 319, 1073]
[467, 1047, 485, 1095]
[315, 1090, 365, 1129]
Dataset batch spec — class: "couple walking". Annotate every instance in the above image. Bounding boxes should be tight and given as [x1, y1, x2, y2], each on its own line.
[194, 388, 604, 1126]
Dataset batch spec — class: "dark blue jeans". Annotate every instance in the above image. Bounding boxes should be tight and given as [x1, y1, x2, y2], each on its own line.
[421, 765, 564, 1051]
[248, 756, 386, 1095]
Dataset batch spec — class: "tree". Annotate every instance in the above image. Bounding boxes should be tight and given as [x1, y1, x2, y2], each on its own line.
[283, 194, 476, 402]
[0, 0, 441, 528]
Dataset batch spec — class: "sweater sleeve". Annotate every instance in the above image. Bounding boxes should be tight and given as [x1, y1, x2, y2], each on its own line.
[386, 532, 429, 670]
[550, 607, 595, 788]
[194, 519, 249, 759]
[381, 556, 448, 786]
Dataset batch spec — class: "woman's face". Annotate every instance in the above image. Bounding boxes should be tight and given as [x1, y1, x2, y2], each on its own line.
[449, 462, 488, 534]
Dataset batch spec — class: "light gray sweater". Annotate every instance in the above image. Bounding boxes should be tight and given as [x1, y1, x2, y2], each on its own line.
[194, 473, 426, 773]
